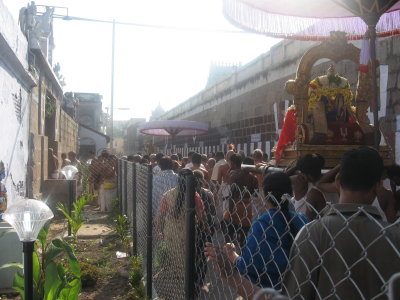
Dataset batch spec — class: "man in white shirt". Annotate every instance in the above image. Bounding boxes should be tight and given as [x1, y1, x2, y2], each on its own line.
[211, 152, 227, 183]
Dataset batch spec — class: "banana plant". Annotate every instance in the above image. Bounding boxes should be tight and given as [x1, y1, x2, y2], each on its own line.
[1, 224, 81, 300]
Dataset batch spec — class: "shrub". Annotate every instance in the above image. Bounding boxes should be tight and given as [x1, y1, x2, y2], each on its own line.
[80, 262, 100, 288]
[110, 197, 120, 219]
[113, 215, 130, 251]
[125, 288, 144, 300]
[127, 256, 144, 299]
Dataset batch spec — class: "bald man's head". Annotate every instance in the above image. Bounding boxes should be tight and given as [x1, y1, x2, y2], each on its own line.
[226, 150, 234, 160]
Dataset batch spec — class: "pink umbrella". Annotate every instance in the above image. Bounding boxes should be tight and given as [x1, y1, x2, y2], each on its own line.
[139, 120, 208, 137]
[139, 120, 208, 150]
[223, 0, 400, 147]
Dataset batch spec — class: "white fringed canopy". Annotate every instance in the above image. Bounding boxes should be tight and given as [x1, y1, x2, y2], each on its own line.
[223, 0, 400, 40]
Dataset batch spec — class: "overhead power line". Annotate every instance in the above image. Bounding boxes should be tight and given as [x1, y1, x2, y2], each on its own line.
[52, 14, 258, 35]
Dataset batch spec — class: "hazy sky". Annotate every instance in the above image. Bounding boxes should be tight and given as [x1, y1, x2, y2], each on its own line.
[4, 0, 279, 120]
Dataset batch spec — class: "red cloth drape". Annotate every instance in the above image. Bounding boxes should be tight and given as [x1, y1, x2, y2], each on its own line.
[275, 108, 297, 163]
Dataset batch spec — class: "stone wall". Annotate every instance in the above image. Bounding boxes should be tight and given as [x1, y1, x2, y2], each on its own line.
[59, 109, 79, 157]
[28, 46, 79, 197]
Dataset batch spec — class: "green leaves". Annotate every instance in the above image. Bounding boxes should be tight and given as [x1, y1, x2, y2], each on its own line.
[56, 194, 93, 239]
[5, 195, 92, 300]
[57, 279, 81, 300]
[8, 231, 82, 300]
[12, 272, 24, 300]
[37, 224, 49, 249]
[44, 262, 62, 300]
[0, 262, 23, 270]
[52, 239, 80, 278]
[113, 214, 130, 251]
[33, 251, 41, 288]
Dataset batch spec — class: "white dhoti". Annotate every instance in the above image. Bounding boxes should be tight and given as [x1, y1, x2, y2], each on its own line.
[99, 179, 117, 212]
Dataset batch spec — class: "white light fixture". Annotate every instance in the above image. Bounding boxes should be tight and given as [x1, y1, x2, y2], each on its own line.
[3, 199, 54, 242]
[3, 199, 54, 300]
[60, 165, 78, 180]
[60, 166, 78, 236]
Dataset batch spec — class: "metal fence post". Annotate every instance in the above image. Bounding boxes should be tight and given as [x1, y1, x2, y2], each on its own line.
[67, 179, 75, 236]
[146, 165, 153, 298]
[389, 272, 400, 300]
[123, 161, 128, 215]
[185, 174, 196, 300]
[132, 163, 137, 256]
[118, 159, 123, 212]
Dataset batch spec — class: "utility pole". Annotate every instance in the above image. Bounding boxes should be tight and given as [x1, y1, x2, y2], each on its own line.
[110, 19, 116, 153]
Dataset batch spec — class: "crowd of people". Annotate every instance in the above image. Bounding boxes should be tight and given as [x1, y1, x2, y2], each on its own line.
[52, 149, 118, 212]
[121, 147, 400, 299]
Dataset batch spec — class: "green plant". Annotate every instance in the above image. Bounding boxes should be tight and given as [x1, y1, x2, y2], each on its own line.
[57, 194, 93, 240]
[113, 215, 130, 251]
[153, 242, 168, 269]
[92, 256, 108, 268]
[125, 287, 145, 300]
[110, 197, 120, 219]
[1, 224, 81, 300]
[79, 262, 100, 288]
[127, 256, 144, 300]
[128, 256, 142, 286]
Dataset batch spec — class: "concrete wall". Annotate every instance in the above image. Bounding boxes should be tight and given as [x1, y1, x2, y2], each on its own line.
[0, 1, 28, 68]
[0, 225, 22, 289]
[0, 0, 32, 204]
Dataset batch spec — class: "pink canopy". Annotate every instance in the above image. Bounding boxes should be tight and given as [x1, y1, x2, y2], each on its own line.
[139, 120, 208, 137]
[223, 0, 400, 40]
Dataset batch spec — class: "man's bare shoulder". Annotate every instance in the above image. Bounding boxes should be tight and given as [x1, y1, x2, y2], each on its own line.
[220, 164, 229, 172]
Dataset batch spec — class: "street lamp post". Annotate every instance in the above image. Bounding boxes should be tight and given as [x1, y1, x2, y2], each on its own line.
[110, 19, 116, 154]
[60, 165, 78, 236]
[3, 199, 54, 300]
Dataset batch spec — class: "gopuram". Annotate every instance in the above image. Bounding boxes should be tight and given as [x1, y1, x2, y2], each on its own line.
[272, 31, 392, 167]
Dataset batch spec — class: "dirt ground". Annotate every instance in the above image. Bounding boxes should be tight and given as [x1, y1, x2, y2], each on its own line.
[62, 206, 132, 300]
[0, 205, 133, 300]
[76, 238, 131, 300]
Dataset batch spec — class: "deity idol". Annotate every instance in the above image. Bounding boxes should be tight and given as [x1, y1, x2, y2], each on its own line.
[307, 64, 357, 144]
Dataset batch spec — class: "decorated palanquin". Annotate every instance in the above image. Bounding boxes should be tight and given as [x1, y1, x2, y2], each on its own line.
[272, 31, 392, 167]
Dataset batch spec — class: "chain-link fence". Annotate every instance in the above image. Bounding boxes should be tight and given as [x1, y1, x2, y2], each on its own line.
[118, 158, 400, 300]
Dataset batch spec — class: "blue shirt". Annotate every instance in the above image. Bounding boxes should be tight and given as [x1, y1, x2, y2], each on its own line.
[235, 209, 308, 289]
